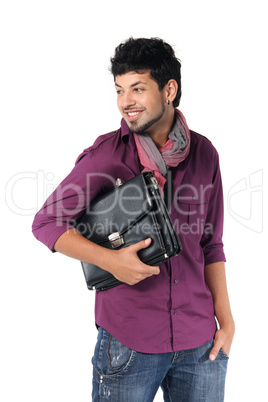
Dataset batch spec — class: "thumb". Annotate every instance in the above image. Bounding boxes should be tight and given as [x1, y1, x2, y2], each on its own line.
[131, 238, 152, 252]
[209, 339, 221, 361]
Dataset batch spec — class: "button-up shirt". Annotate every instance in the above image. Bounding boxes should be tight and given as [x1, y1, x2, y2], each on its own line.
[32, 114, 226, 353]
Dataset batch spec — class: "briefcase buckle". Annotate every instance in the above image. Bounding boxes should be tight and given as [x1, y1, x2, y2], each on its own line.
[115, 178, 124, 187]
[150, 176, 158, 189]
[108, 232, 124, 248]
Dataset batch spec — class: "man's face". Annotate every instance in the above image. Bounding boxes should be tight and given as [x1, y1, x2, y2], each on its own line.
[115, 71, 166, 135]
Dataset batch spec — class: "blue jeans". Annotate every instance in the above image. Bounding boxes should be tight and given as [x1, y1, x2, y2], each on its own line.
[92, 328, 228, 401]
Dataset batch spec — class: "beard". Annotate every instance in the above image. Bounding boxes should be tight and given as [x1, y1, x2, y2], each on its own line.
[127, 101, 166, 134]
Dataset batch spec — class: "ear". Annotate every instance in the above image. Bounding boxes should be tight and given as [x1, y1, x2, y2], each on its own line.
[165, 79, 178, 104]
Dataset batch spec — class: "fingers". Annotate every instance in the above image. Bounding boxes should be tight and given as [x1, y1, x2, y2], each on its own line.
[130, 237, 152, 252]
[145, 265, 160, 276]
[114, 238, 160, 285]
[132, 238, 160, 274]
[209, 341, 221, 361]
[209, 330, 230, 361]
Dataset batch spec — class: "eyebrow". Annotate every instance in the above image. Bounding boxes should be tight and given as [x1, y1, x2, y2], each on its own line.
[115, 81, 148, 88]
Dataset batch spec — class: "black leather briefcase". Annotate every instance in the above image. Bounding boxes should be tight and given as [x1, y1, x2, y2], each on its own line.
[75, 172, 182, 291]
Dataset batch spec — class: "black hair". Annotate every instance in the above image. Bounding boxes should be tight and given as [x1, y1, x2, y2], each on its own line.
[110, 37, 182, 107]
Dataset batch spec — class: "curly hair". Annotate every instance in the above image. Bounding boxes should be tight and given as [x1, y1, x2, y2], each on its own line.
[110, 37, 182, 107]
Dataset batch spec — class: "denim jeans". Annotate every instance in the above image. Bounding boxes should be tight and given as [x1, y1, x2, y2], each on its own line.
[92, 328, 228, 401]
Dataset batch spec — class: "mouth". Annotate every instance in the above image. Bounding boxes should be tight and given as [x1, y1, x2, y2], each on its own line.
[124, 110, 144, 122]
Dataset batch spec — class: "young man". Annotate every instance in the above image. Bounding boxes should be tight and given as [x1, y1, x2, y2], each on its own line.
[32, 37, 235, 401]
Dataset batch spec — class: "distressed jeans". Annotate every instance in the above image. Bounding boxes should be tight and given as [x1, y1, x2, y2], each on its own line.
[92, 328, 228, 401]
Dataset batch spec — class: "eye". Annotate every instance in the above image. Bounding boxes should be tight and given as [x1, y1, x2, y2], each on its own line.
[134, 88, 143, 93]
[116, 90, 123, 95]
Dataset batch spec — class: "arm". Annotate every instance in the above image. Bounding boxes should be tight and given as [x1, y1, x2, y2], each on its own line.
[32, 146, 159, 285]
[204, 261, 235, 360]
[54, 228, 160, 285]
[198, 149, 234, 358]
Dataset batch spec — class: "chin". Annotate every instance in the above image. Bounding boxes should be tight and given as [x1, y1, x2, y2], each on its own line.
[127, 121, 152, 135]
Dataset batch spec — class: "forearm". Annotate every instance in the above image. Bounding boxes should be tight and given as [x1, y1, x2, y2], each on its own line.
[54, 228, 115, 271]
[204, 261, 235, 330]
[53, 228, 159, 285]
[204, 261, 235, 358]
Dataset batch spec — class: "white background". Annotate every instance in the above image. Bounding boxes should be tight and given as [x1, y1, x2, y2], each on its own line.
[1, 0, 267, 401]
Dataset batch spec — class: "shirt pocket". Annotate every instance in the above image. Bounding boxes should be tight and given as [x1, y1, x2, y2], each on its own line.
[173, 188, 209, 239]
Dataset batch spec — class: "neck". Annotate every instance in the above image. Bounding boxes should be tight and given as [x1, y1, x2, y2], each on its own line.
[147, 107, 176, 149]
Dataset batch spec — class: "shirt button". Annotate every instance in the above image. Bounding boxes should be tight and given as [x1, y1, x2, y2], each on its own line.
[174, 310, 178, 315]
[192, 195, 197, 200]
[174, 279, 178, 284]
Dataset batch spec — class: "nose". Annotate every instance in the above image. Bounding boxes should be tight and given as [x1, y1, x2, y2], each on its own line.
[119, 91, 136, 109]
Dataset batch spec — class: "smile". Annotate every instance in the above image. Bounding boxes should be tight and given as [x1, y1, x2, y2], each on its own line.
[127, 112, 139, 116]
[125, 110, 144, 121]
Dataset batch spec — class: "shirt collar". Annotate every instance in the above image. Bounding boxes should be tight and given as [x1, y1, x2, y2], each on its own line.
[120, 118, 131, 143]
[120, 114, 196, 149]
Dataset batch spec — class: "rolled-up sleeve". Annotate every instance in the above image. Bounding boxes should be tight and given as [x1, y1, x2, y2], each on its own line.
[200, 150, 226, 265]
[32, 149, 102, 252]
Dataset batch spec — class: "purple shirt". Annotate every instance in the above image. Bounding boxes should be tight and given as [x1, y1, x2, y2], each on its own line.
[32, 115, 226, 353]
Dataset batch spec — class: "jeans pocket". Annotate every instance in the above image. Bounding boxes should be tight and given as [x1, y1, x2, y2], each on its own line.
[218, 348, 229, 360]
[92, 328, 136, 380]
[107, 332, 134, 370]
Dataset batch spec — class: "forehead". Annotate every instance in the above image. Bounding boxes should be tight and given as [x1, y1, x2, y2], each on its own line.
[114, 71, 156, 87]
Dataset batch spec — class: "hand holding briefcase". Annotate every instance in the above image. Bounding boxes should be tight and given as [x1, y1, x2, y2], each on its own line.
[75, 172, 182, 291]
